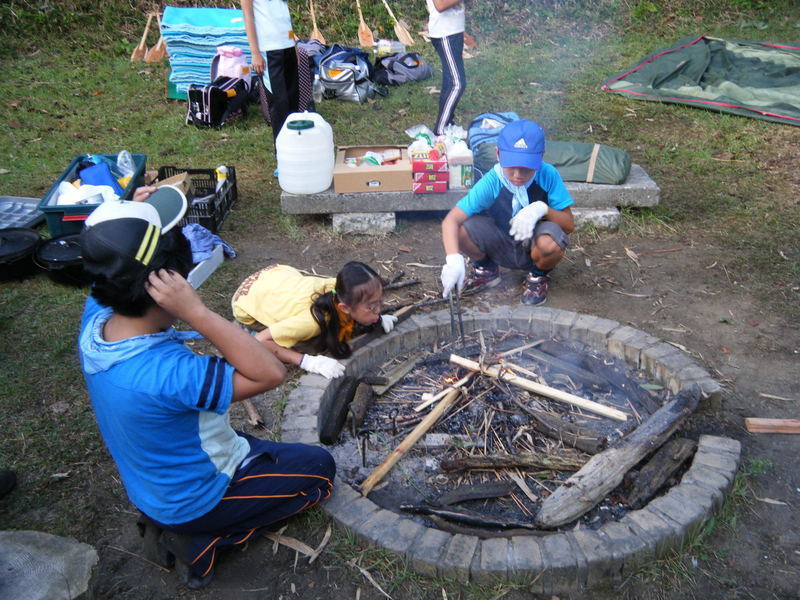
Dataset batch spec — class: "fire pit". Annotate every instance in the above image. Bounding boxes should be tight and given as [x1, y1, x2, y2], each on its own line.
[280, 307, 741, 592]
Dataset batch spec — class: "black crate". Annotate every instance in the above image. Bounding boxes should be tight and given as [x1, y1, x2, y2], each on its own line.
[157, 166, 238, 233]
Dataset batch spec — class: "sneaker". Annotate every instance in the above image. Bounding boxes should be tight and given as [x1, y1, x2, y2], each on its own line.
[463, 264, 501, 293]
[521, 274, 549, 305]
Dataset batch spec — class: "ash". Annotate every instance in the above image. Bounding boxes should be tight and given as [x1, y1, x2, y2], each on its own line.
[328, 330, 678, 534]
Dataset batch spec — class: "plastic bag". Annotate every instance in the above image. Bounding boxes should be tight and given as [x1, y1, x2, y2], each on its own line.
[116, 150, 136, 178]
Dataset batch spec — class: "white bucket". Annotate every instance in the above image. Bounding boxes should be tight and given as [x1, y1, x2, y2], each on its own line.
[276, 112, 335, 194]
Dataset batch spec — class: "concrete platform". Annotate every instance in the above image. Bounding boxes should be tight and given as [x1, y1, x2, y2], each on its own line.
[280, 164, 658, 232]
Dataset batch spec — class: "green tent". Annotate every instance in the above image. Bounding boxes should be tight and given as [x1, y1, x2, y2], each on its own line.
[601, 35, 800, 126]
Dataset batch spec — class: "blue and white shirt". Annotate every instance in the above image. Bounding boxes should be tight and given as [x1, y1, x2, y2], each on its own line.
[456, 162, 573, 235]
[78, 296, 246, 525]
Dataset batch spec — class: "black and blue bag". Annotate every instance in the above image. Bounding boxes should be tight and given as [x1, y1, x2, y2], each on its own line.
[373, 52, 432, 86]
[316, 44, 383, 103]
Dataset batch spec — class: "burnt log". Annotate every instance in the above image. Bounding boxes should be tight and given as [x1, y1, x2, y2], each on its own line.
[625, 437, 697, 509]
[440, 452, 587, 473]
[534, 385, 701, 528]
[437, 481, 515, 505]
[425, 515, 556, 539]
[400, 503, 539, 530]
[513, 398, 607, 454]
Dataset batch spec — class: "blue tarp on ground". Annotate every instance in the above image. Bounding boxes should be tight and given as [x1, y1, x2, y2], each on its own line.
[601, 35, 800, 126]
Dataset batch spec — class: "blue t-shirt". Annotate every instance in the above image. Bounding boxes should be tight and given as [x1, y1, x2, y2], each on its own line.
[457, 162, 573, 216]
[78, 296, 246, 525]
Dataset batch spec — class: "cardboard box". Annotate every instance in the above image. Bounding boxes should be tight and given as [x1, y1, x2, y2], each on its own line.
[413, 171, 449, 183]
[333, 146, 412, 193]
[156, 171, 193, 197]
[412, 159, 448, 173]
[412, 181, 448, 194]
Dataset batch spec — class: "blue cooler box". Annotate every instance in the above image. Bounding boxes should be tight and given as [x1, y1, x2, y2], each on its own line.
[38, 153, 147, 237]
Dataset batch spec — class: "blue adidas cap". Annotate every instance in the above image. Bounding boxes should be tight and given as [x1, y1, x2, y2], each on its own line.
[497, 120, 545, 171]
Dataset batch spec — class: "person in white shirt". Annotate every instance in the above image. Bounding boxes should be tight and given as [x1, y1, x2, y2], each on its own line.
[242, 0, 299, 165]
[426, 0, 467, 135]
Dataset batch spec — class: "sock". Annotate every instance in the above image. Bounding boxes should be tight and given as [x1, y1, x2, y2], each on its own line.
[529, 267, 549, 278]
[473, 256, 497, 271]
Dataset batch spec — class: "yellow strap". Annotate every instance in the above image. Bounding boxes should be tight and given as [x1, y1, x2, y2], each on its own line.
[586, 143, 601, 183]
[135, 224, 160, 265]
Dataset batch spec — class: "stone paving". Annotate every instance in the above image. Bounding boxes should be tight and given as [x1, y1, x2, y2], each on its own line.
[280, 307, 740, 592]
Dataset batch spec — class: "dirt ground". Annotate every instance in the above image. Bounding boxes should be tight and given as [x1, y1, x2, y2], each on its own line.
[79, 211, 798, 599]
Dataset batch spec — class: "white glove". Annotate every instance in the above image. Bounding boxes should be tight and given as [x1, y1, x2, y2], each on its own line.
[508, 201, 548, 242]
[300, 354, 345, 379]
[380, 314, 398, 333]
[440, 254, 466, 299]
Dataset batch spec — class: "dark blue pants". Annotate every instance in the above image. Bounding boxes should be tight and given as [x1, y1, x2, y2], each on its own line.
[152, 433, 335, 578]
[432, 32, 466, 135]
[266, 46, 301, 145]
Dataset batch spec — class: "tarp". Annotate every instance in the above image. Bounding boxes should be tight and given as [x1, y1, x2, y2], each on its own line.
[601, 35, 800, 126]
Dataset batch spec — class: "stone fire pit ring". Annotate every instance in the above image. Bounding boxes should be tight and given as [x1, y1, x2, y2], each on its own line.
[280, 307, 741, 593]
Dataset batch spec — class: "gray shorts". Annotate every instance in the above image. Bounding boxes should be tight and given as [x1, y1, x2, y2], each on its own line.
[463, 215, 570, 270]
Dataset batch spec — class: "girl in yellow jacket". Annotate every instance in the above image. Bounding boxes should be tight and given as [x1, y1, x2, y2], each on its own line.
[232, 262, 397, 378]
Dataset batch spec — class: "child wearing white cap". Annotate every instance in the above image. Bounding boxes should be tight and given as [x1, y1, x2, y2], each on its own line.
[440, 119, 575, 305]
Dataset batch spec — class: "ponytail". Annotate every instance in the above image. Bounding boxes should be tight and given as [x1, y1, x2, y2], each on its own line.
[311, 291, 351, 358]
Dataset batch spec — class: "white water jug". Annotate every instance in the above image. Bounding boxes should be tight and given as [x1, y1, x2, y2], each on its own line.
[276, 112, 335, 194]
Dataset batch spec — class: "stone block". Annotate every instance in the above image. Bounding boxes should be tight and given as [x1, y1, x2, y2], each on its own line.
[649, 349, 696, 386]
[621, 508, 683, 554]
[675, 477, 726, 511]
[355, 509, 402, 546]
[690, 451, 740, 478]
[572, 207, 621, 231]
[509, 535, 546, 588]
[646, 490, 707, 535]
[606, 326, 641, 361]
[375, 517, 426, 556]
[472, 537, 510, 584]
[697, 434, 742, 457]
[409, 528, 452, 577]
[282, 414, 316, 431]
[279, 429, 319, 445]
[332, 212, 396, 234]
[570, 529, 622, 587]
[539, 533, 581, 594]
[570, 313, 621, 347]
[639, 342, 677, 379]
[551, 309, 578, 340]
[438, 534, 480, 580]
[327, 492, 381, 531]
[281, 164, 659, 215]
[597, 521, 653, 575]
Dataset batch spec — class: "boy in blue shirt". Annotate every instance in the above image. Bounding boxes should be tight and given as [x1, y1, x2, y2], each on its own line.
[78, 187, 335, 588]
[440, 119, 574, 305]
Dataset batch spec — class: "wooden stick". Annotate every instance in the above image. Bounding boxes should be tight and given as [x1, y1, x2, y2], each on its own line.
[440, 451, 587, 473]
[449, 354, 628, 422]
[414, 374, 472, 412]
[744, 418, 800, 434]
[360, 388, 461, 496]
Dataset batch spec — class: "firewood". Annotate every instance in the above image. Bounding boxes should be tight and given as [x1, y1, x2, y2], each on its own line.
[522, 348, 609, 389]
[400, 503, 538, 530]
[414, 373, 472, 412]
[360, 388, 461, 496]
[534, 386, 700, 528]
[625, 437, 696, 508]
[425, 515, 554, 539]
[513, 399, 606, 454]
[744, 418, 800, 434]
[436, 481, 515, 505]
[440, 451, 587, 472]
[449, 354, 628, 422]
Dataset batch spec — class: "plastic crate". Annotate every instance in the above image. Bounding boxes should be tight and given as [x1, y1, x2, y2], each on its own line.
[157, 166, 238, 233]
[38, 153, 147, 237]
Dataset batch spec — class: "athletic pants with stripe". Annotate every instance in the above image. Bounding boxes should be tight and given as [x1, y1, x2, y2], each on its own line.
[152, 433, 335, 578]
[431, 32, 466, 136]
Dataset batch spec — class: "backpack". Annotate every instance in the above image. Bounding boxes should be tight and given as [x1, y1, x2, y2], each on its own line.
[210, 46, 251, 84]
[185, 76, 249, 128]
[316, 44, 383, 103]
[467, 112, 520, 180]
[373, 52, 432, 86]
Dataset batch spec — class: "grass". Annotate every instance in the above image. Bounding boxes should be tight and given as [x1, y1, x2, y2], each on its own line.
[1, 0, 799, 595]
